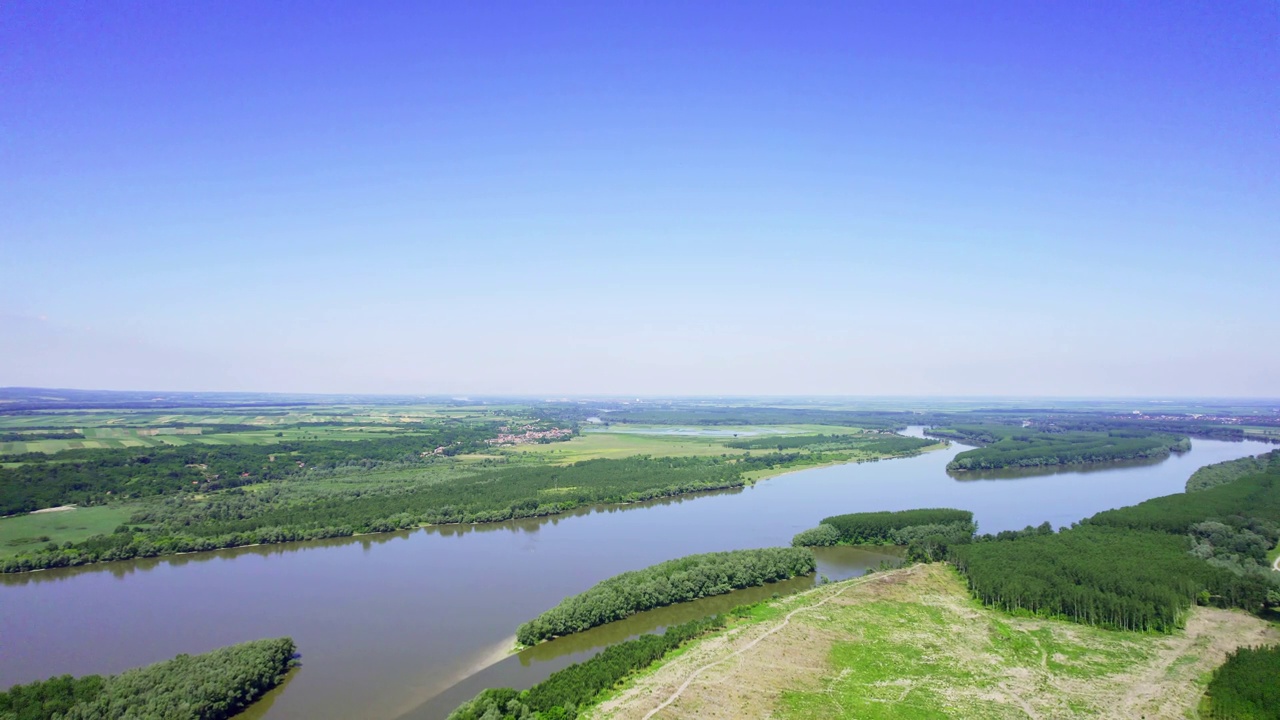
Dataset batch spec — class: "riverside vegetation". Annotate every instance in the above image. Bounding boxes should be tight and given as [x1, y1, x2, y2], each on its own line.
[792, 508, 976, 562]
[935, 425, 1191, 472]
[516, 548, 815, 645]
[449, 616, 726, 720]
[0, 638, 296, 720]
[0, 415, 936, 573]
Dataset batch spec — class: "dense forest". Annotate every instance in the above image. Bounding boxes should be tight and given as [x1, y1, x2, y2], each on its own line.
[1201, 645, 1280, 720]
[0, 422, 506, 515]
[0, 638, 296, 720]
[1187, 451, 1280, 492]
[515, 548, 814, 645]
[449, 616, 725, 720]
[1, 455, 762, 573]
[939, 426, 1189, 471]
[953, 461, 1280, 631]
[791, 508, 975, 562]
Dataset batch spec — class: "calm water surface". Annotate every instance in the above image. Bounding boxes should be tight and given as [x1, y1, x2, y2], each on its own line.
[0, 430, 1269, 720]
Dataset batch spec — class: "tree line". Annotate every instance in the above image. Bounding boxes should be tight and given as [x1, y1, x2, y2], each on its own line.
[449, 615, 726, 720]
[941, 426, 1189, 472]
[1186, 451, 1280, 492]
[791, 508, 975, 562]
[516, 548, 814, 645]
[725, 434, 933, 454]
[0, 638, 296, 720]
[2, 455, 766, 573]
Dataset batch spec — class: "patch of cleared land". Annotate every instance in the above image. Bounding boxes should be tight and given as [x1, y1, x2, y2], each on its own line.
[587, 564, 1278, 720]
[0, 505, 137, 558]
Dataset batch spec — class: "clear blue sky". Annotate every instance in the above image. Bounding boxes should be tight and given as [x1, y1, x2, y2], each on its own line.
[2, 2, 1277, 396]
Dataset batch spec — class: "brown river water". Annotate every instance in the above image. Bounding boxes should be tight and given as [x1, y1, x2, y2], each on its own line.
[0, 429, 1271, 720]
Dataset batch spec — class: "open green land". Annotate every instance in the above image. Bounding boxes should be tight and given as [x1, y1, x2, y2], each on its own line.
[0, 505, 136, 559]
[585, 564, 1279, 720]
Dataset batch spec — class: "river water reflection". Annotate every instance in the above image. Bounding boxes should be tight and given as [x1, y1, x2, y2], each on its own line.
[0, 430, 1270, 720]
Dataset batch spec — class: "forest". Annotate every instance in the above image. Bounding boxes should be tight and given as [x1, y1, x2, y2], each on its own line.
[953, 459, 1280, 631]
[515, 547, 814, 645]
[1201, 645, 1280, 720]
[1, 455, 760, 573]
[0, 637, 296, 720]
[791, 508, 975, 562]
[940, 426, 1189, 472]
[0, 421, 506, 515]
[1187, 450, 1280, 492]
[449, 615, 725, 720]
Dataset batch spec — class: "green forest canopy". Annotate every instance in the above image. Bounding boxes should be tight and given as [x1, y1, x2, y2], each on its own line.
[516, 547, 814, 645]
[0, 638, 296, 720]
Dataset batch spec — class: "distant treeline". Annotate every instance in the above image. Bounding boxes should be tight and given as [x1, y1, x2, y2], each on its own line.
[0, 431, 83, 442]
[1187, 451, 1280, 492]
[1, 456, 772, 573]
[939, 426, 1189, 472]
[952, 463, 1280, 632]
[792, 508, 975, 562]
[516, 547, 815, 645]
[0, 423, 503, 515]
[536, 405, 929, 430]
[1201, 645, 1280, 720]
[725, 434, 933, 455]
[450, 615, 725, 720]
[0, 638, 296, 720]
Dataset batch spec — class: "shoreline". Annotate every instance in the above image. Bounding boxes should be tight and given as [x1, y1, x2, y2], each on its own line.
[1, 443, 944, 576]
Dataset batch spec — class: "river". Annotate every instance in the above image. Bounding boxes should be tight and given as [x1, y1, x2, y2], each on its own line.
[0, 430, 1270, 719]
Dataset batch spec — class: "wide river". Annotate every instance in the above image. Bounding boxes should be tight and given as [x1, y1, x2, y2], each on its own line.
[0, 430, 1271, 719]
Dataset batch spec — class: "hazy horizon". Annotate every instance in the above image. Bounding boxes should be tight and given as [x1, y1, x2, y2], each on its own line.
[4, 3, 1277, 397]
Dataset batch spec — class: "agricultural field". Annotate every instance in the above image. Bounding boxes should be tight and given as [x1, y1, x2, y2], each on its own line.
[0, 404, 528, 454]
[0, 505, 136, 559]
[587, 564, 1279, 720]
[503, 425, 878, 464]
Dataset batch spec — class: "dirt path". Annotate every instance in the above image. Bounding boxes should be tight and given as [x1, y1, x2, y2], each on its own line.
[638, 571, 881, 720]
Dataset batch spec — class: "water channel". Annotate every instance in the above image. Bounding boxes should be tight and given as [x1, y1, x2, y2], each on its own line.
[0, 429, 1270, 719]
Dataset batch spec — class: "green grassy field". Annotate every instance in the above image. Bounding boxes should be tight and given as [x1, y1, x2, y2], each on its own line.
[1268, 539, 1280, 568]
[587, 564, 1279, 720]
[0, 505, 137, 558]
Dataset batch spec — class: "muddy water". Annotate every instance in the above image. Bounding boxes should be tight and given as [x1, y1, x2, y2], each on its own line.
[0, 431, 1270, 720]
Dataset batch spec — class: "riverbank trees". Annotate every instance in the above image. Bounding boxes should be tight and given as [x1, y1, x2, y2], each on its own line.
[940, 427, 1189, 472]
[0, 638, 296, 720]
[516, 548, 815, 645]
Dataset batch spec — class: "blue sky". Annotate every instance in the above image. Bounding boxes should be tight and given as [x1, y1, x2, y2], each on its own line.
[2, 2, 1277, 396]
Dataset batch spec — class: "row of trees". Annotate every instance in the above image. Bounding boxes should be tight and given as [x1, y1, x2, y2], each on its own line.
[0, 638, 296, 720]
[724, 434, 932, 455]
[817, 508, 975, 544]
[516, 548, 814, 645]
[1201, 645, 1280, 719]
[449, 616, 726, 720]
[2, 456, 763, 573]
[943, 427, 1189, 472]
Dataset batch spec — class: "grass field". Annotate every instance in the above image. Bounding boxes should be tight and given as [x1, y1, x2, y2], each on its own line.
[588, 564, 1278, 720]
[1268, 539, 1280, 569]
[0, 505, 137, 558]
